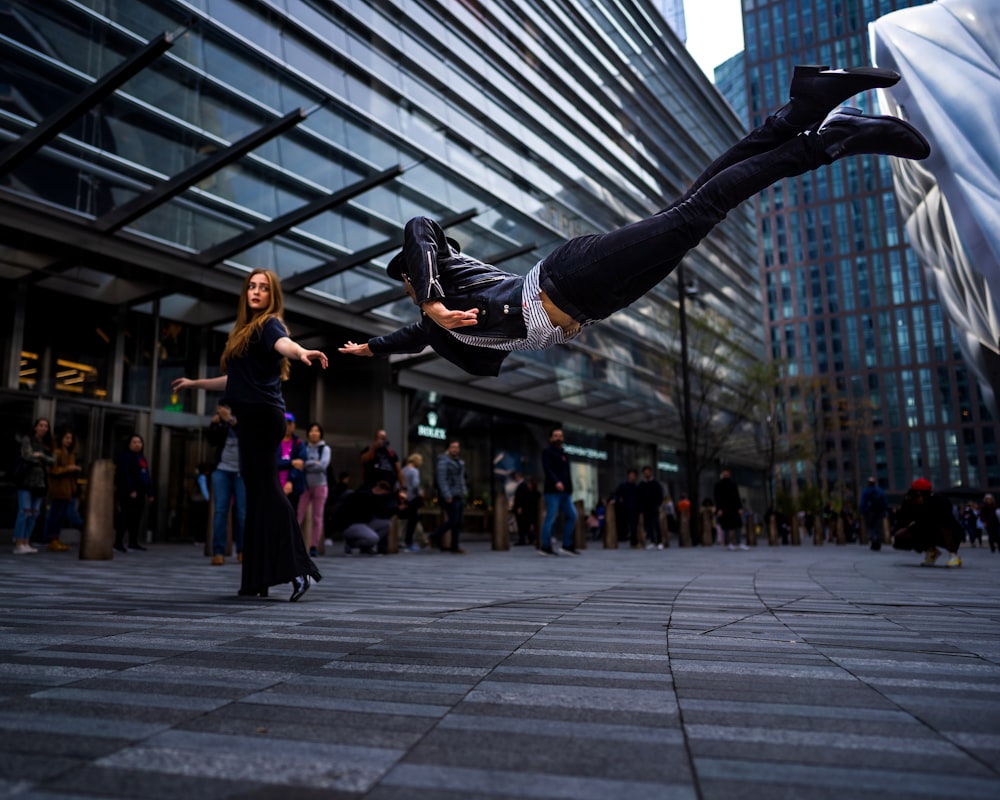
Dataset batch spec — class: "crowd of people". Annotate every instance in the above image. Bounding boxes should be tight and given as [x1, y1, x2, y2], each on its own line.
[8, 400, 1000, 590]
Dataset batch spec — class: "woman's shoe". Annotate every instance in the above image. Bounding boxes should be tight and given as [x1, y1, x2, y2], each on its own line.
[47, 540, 71, 552]
[289, 575, 310, 602]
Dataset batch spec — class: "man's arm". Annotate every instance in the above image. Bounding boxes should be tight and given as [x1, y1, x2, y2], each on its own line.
[345, 321, 431, 359]
[435, 456, 452, 502]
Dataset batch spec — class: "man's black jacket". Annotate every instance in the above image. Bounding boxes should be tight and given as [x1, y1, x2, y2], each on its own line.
[368, 217, 527, 377]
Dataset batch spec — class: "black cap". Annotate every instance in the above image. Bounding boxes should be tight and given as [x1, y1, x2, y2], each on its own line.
[386, 251, 406, 281]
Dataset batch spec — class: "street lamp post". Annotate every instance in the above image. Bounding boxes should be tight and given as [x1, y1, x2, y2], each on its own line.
[677, 261, 697, 535]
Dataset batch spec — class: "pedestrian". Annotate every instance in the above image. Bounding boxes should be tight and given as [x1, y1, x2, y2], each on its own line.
[45, 429, 84, 552]
[638, 465, 664, 549]
[336, 481, 397, 554]
[430, 439, 467, 554]
[713, 469, 746, 550]
[400, 453, 425, 552]
[278, 412, 306, 510]
[980, 494, 999, 553]
[360, 429, 402, 489]
[961, 503, 980, 547]
[171, 267, 325, 601]
[299, 422, 331, 557]
[610, 468, 640, 547]
[859, 476, 888, 551]
[11, 417, 54, 554]
[205, 404, 246, 566]
[114, 433, 154, 553]
[539, 427, 578, 556]
[338, 67, 927, 375]
[513, 475, 541, 546]
[892, 478, 962, 567]
[664, 496, 678, 541]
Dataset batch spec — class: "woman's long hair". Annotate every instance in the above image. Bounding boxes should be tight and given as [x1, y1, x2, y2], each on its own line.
[220, 268, 290, 381]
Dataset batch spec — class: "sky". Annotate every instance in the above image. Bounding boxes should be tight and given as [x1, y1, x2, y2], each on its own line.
[682, 0, 745, 80]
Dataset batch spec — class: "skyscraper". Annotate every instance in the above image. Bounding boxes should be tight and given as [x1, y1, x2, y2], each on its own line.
[741, 0, 999, 498]
[654, 0, 688, 43]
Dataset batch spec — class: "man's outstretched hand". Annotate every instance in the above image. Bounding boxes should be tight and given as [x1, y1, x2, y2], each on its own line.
[339, 341, 372, 357]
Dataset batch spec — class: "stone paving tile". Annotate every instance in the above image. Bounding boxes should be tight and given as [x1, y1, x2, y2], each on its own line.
[1, 541, 999, 799]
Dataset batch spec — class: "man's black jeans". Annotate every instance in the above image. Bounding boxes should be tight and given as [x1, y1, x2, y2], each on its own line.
[540, 116, 822, 323]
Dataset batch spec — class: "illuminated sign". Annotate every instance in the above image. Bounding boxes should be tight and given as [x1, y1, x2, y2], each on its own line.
[417, 411, 447, 440]
[563, 444, 608, 461]
[657, 461, 680, 473]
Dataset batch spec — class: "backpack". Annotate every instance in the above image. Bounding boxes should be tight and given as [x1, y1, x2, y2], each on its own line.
[11, 436, 31, 488]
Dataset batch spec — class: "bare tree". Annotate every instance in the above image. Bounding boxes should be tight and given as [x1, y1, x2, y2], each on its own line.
[666, 299, 771, 519]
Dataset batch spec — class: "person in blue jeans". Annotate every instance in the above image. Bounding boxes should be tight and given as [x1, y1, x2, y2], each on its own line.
[339, 66, 928, 376]
[540, 428, 578, 556]
[205, 404, 247, 566]
[12, 417, 55, 554]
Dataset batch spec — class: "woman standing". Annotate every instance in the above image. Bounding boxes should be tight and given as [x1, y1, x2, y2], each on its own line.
[401, 453, 424, 552]
[46, 429, 84, 551]
[11, 417, 54, 554]
[172, 268, 326, 600]
[299, 422, 330, 557]
[114, 434, 154, 553]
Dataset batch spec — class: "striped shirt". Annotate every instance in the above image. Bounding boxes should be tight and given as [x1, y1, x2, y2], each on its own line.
[448, 264, 581, 352]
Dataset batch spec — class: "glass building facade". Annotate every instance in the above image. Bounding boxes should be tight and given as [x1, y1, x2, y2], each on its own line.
[740, 0, 999, 500]
[0, 0, 763, 535]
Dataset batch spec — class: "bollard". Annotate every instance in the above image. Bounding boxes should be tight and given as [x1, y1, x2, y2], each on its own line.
[700, 508, 714, 547]
[80, 458, 114, 560]
[768, 514, 778, 546]
[813, 517, 823, 545]
[679, 510, 692, 547]
[836, 515, 846, 545]
[574, 499, 587, 550]
[746, 520, 757, 547]
[603, 501, 618, 549]
[387, 515, 399, 554]
[493, 501, 510, 551]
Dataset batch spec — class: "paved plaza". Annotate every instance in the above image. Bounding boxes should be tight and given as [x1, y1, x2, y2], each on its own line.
[1, 536, 999, 799]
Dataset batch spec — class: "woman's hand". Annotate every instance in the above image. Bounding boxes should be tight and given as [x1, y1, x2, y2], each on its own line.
[339, 341, 373, 357]
[172, 376, 197, 392]
[422, 301, 479, 329]
[297, 348, 328, 368]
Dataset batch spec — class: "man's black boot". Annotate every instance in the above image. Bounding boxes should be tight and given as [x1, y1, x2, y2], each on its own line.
[816, 106, 930, 162]
[774, 64, 901, 132]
